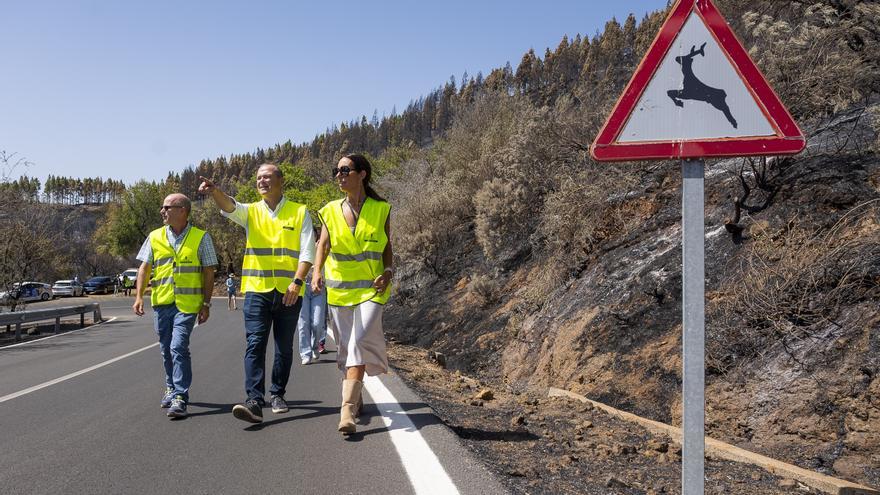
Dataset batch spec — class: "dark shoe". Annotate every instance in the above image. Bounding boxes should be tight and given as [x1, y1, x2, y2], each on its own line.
[167, 396, 188, 418]
[318, 342, 326, 354]
[160, 388, 174, 408]
[270, 395, 288, 414]
[232, 399, 263, 423]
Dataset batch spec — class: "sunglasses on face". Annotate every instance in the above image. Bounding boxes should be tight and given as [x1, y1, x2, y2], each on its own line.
[331, 165, 357, 178]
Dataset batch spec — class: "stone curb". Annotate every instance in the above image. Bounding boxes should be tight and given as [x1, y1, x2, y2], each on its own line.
[548, 387, 879, 495]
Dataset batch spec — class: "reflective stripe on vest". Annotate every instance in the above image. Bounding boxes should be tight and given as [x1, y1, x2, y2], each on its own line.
[244, 247, 301, 258]
[241, 200, 306, 294]
[149, 226, 206, 314]
[329, 251, 383, 262]
[173, 287, 203, 295]
[240, 269, 298, 279]
[325, 279, 375, 289]
[151, 276, 174, 287]
[319, 197, 391, 307]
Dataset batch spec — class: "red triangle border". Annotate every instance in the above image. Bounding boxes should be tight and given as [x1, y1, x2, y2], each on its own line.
[590, 0, 806, 161]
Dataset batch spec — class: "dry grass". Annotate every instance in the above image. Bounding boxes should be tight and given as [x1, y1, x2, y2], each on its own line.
[466, 273, 501, 308]
[473, 178, 531, 267]
[741, 3, 880, 121]
[708, 201, 880, 373]
[528, 162, 643, 301]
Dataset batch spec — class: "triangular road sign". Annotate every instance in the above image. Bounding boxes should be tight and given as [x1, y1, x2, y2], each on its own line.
[591, 0, 806, 161]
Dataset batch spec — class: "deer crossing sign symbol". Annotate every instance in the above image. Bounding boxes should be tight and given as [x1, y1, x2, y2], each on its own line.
[590, 0, 805, 161]
[667, 42, 738, 129]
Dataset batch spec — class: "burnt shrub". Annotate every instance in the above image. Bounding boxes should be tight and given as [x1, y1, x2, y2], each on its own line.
[707, 205, 880, 373]
[467, 273, 501, 308]
[474, 178, 531, 268]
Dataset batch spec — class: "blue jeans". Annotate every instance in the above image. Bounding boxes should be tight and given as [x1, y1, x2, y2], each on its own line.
[243, 290, 300, 402]
[153, 304, 197, 402]
[297, 286, 327, 359]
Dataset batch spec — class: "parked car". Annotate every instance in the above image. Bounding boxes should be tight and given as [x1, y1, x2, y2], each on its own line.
[0, 282, 54, 302]
[83, 276, 117, 295]
[52, 280, 85, 297]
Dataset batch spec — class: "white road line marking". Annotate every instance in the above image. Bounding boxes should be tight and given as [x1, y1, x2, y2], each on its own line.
[364, 375, 460, 495]
[0, 341, 159, 403]
[1, 316, 118, 349]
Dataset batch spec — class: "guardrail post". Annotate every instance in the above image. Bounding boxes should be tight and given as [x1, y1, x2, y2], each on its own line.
[0, 304, 102, 341]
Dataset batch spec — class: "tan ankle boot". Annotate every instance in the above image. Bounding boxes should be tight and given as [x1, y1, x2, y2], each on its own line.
[338, 379, 363, 434]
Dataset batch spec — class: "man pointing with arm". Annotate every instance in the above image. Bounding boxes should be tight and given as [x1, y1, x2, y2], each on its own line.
[198, 164, 314, 424]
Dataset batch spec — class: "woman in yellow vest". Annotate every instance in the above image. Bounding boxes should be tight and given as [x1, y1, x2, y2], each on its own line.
[312, 154, 393, 434]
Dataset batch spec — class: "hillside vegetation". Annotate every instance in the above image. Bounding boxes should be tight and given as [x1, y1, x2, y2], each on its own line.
[377, 0, 880, 488]
[3, 0, 878, 487]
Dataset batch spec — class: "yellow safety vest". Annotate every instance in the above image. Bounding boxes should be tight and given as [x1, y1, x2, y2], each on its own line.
[241, 200, 306, 294]
[149, 226, 206, 314]
[319, 197, 391, 306]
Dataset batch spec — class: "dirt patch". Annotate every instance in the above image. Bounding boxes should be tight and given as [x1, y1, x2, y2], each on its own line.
[388, 341, 823, 494]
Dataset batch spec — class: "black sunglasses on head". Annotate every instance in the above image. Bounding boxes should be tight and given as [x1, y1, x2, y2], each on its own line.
[331, 165, 357, 178]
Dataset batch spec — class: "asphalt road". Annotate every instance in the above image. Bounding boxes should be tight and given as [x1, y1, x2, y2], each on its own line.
[0, 296, 508, 495]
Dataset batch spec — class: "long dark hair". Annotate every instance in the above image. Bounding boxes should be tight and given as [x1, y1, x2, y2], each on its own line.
[345, 153, 386, 202]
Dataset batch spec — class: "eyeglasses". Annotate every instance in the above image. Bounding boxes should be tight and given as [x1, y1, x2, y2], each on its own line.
[331, 165, 357, 178]
[160, 205, 184, 211]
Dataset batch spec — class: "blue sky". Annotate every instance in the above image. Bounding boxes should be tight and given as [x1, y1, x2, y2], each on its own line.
[1, 1, 667, 186]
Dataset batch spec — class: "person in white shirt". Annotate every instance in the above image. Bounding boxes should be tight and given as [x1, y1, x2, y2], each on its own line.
[198, 164, 315, 424]
[225, 272, 238, 310]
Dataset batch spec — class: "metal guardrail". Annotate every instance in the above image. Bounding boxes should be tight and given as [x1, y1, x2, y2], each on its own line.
[0, 303, 103, 342]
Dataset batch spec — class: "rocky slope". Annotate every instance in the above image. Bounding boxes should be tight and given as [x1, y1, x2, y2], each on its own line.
[386, 103, 880, 489]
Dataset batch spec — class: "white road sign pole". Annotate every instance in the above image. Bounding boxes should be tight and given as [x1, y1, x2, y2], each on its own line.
[681, 158, 705, 494]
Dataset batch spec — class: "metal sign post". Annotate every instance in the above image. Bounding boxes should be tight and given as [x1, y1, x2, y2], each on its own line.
[681, 158, 705, 494]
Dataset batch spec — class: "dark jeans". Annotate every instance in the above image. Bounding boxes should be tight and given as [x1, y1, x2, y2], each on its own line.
[242, 290, 300, 402]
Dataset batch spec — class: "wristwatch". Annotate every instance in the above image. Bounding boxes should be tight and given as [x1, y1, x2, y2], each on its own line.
[293, 278, 304, 286]
[203, 301, 211, 308]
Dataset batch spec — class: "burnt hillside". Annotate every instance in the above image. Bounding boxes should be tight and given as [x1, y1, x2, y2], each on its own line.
[382, 1, 880, 488]
[385, 99, 880, 488]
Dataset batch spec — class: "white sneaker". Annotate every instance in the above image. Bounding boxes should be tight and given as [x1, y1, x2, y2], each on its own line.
[301, 356, 313, 365]
[311, 350, 319, 360]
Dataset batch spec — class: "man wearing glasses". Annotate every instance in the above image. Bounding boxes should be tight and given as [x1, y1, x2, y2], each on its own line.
[198, 164, 314, 424]
[133, 193, 218, 419]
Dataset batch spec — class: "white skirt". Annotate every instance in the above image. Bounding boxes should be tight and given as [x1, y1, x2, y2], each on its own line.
[328, 301, 388, 376]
